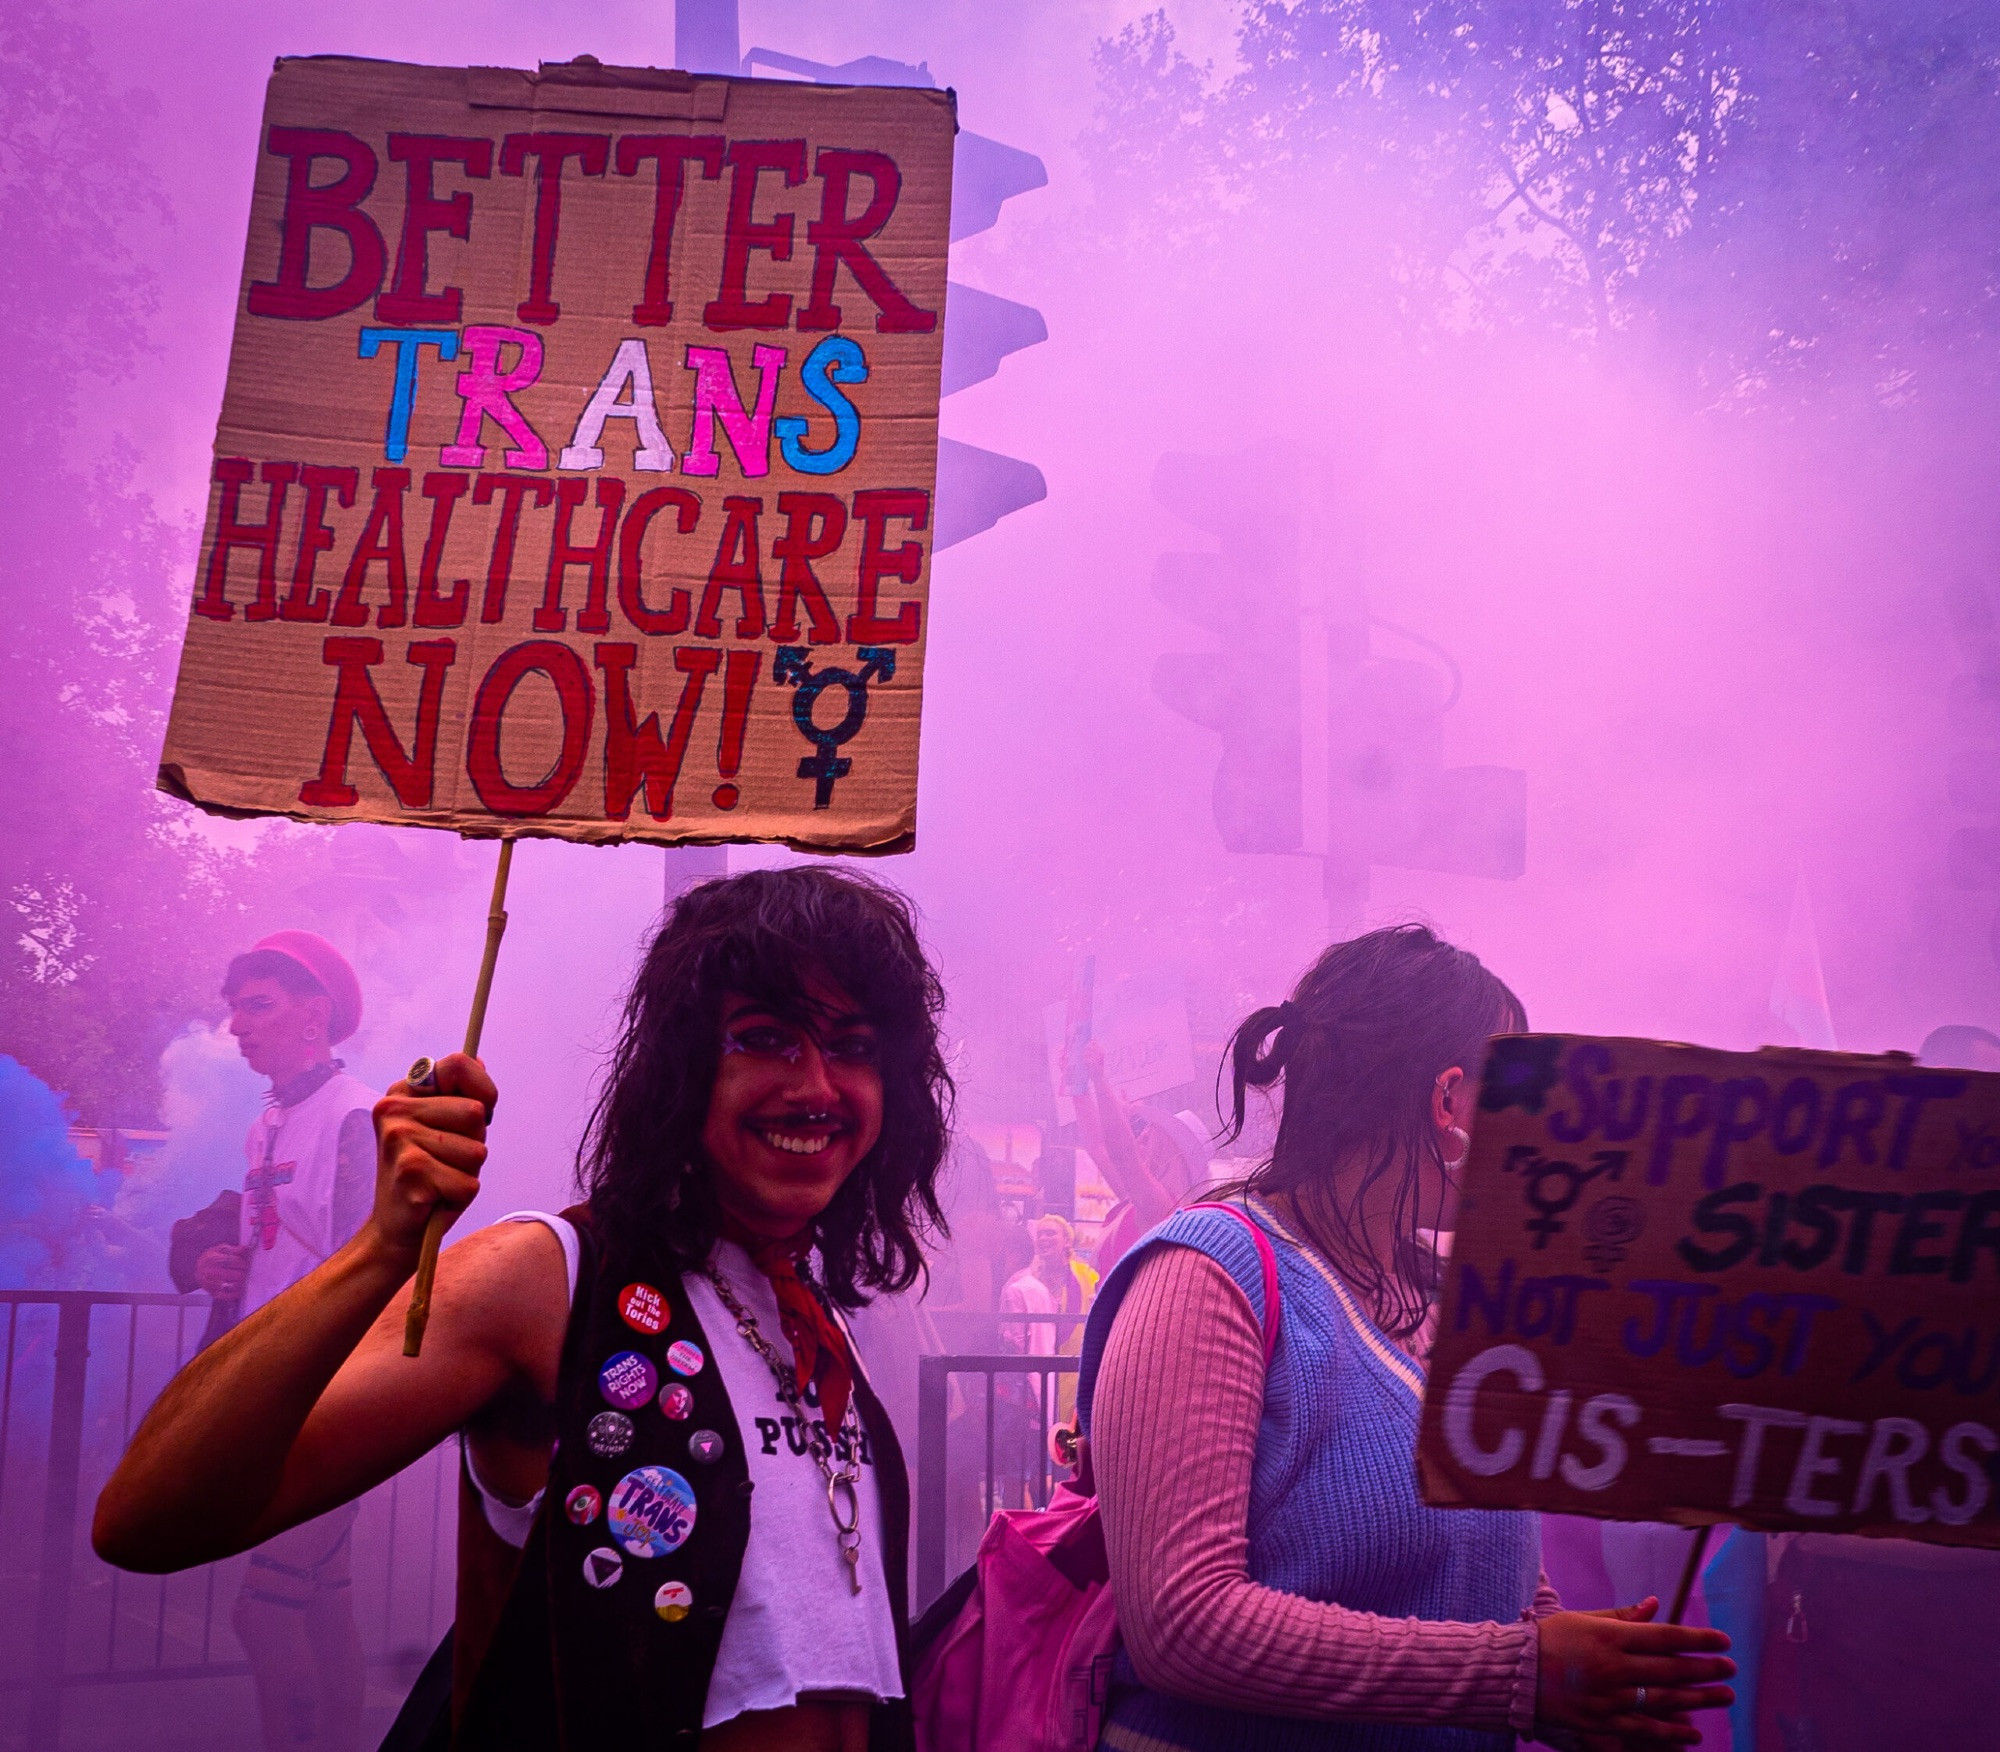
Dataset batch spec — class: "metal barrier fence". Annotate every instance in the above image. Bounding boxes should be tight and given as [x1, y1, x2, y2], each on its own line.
[913, 1315, 1087, 1611]
[0, 1290, 1089, 1739]
[0, 1290, 453, 1751]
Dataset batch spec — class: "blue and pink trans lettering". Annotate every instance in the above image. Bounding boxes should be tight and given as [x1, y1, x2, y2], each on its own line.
[1417, 1033, 2000, 1549]
[608, 1465, 699, 1559]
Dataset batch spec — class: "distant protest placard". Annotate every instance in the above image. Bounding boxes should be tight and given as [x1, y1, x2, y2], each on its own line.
[160, 56, 954, 853]
[1042, 967, 1198, 1123]
[1418, 1035, 2000, 1549]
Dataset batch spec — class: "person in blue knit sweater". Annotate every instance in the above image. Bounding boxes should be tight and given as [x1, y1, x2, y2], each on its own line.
[1077, 925, 1735, 1751]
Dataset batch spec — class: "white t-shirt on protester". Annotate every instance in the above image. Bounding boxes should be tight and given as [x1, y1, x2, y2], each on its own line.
[686, 1239, 904, 1726]
[237, 1070, 380, 1318]
[464, 1217, 903, 1728]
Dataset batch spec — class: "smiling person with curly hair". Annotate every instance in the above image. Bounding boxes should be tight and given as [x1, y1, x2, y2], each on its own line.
[97, 867, 954, 1752]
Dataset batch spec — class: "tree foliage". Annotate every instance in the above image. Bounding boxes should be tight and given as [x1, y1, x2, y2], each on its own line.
[1083, 0, 2000, 408]
[0, 0, 335, 1125]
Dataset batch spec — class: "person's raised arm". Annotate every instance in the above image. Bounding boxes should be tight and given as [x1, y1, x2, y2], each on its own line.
[1085, 1052, 1181, 1229]
[93, 1054, 558, 1574]
[1076, 1045, 1155, 1211]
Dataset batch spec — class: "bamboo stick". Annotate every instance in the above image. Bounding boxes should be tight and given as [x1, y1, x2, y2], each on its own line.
[402, 839, 514, 1357]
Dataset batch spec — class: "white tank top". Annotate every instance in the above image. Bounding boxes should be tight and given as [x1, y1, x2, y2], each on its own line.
[237, 1070, 380, 1318]
[466, 1215, 903, 1724]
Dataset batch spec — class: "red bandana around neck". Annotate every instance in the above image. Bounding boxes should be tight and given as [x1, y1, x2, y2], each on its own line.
[716, 1214, 854, 1439]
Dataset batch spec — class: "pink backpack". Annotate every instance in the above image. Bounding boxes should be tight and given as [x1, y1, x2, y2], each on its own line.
[910, 1205, 1281, 1752]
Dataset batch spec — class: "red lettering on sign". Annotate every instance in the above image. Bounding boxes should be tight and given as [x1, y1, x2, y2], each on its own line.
[281, 464, 359, 624]
[543, 477, 627, 635]
[499, 133, 610, 325]
[413, 472, 473, 628]
[617, 488, 701, 636]
[770, 492, 845, 644]
[711, 649, 759, 811]
[596, 643, 723, 821]
[847, 488, 928, 644]
[198, 459, 298, 623]
[247, 128, 386, 321]
[298, 636, 456, 808]
[466, 640, 595, 816]
[330, 468, 412, 629]
[472, 474, 556, 624]
[695, 497, 767, 639]
[799, 149, 937, 334]
[704, 140, 807, 332]
[617, 135, 726, 326]
[376, 134, 493, 325]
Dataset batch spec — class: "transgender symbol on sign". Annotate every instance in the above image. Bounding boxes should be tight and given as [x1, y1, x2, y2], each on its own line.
[1500, 1144, 1630, 1249]
[775, 647, 897, 808]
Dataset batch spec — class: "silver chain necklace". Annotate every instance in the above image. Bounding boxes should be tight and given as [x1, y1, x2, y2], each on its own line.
[701, 1260, 865, 1594]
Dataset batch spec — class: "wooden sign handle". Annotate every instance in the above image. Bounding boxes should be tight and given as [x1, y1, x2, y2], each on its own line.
[1666, 1523, 1716, 1625]
[402, 839, 514, 1358]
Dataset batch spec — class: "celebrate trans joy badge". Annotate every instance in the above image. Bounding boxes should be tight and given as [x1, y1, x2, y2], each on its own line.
[609, 1465, 699, 1559]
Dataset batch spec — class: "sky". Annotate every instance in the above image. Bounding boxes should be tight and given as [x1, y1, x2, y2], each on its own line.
[54, 0, 2000, 1216]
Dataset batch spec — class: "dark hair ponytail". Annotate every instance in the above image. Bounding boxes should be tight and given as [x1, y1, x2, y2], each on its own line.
[1220, 924, 1526, 1339]
[1228, 1001, 1300, 1135]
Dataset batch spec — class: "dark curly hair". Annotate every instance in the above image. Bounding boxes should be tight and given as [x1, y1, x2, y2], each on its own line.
[1221, 923, 1526, 1339]
[577, 866, 953, 1306]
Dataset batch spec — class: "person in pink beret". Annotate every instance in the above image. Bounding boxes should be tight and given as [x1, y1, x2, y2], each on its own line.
[169, 930, 379, 1752]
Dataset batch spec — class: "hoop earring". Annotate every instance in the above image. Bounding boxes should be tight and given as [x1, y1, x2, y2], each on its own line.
[1441, 1125, 1470, 1172]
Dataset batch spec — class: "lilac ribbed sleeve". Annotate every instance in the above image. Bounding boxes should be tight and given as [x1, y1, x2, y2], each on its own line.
[1092, 1243, 1542, 1734]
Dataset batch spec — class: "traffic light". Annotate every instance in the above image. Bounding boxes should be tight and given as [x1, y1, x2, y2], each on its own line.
[1325, 657, 1526, 881]
[1150, 447, 1526, 914]
[1148, 450, 1304, 853]
[733, 38, 1050, 551]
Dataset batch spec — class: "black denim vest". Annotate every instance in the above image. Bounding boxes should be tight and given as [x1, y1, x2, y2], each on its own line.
[456, 1209, 913, 1750]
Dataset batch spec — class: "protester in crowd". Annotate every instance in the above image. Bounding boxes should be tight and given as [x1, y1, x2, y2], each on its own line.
[1067, 1042, 1209, 1275]
[1742, 1019, 2000, 1752]
[1077, 924, 1735, 1749]
[162, 931, 377, 1752]
[930, 1135, 1016, 1312]
[999, 1214, 1097, 1349]
[97, 868, 953, 1751]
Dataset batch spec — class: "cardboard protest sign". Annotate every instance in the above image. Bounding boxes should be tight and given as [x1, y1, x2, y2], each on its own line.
[1418, 1036, 2000, 1549]
[1043, 967, 1197, 1122]
[160, 56, 953, 853]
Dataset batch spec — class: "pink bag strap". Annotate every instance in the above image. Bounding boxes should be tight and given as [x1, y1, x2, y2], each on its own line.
[1182, 1201, 1282, 1367]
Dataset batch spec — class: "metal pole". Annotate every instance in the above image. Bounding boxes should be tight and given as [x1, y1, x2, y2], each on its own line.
[915, 1357, 949, 1611]
[28, 1297, 92, 1748]
[1667, 1524, 1715, 1626]
[675, 0, 740, 73]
